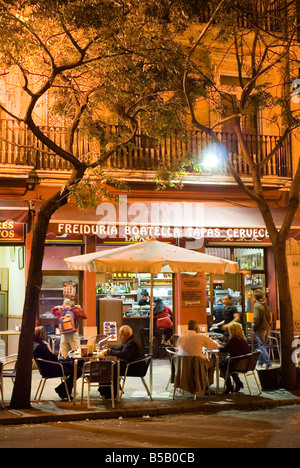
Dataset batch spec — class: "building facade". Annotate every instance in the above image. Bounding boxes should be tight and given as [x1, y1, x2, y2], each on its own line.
[0, 0, 299, 353]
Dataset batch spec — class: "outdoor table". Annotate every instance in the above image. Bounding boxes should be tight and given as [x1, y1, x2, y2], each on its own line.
[47, 334, 61, 354]
[212, 350, 220, 395]
[0, 330, 21, 355]
[198, 332, 221, 395]
[203, 348, 220, 395]
[72, 352, 120, 406]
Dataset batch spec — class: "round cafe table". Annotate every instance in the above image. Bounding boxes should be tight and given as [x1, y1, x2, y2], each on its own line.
[0, 330, 21, 355]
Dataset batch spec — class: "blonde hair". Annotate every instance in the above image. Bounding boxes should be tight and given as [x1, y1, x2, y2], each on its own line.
[228, 322, 246, 341]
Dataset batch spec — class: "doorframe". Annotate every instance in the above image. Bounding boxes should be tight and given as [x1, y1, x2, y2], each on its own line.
[0, 291, 8, 350]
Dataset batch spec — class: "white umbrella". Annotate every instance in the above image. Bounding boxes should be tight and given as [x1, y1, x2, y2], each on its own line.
[64, 239, 238, 392]
[64, 238, 238, 275]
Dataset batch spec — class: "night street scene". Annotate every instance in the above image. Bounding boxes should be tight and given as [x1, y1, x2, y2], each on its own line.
[1, 0, 300, 452]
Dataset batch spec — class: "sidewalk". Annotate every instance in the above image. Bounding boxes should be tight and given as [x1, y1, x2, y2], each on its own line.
[1, 360, 300, 426]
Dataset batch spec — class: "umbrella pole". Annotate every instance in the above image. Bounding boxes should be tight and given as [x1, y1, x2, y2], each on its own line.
[149, 273, 154, 393]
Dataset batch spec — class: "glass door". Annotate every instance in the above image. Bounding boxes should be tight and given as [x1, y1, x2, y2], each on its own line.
[0, 291, 8, 331]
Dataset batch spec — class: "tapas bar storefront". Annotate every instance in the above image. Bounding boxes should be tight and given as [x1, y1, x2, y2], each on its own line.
[39, 200, 296, 336]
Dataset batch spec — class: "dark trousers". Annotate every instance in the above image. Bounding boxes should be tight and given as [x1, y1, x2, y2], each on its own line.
[99, 361, 147, 398]
[55, 359, 83, 397]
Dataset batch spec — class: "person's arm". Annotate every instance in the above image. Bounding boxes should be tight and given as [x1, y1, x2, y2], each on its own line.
[218, 340, 232, 354]
[73, 306, 87, 320]
[51, 306, 62, 319]
[252, 304, 261, 332]
[222, 310, 240, 330]
[215, 319, 225, 328]
[34, 342, 59, 362]
[109, 341, 137, 361]
[202, 336, 219, 351]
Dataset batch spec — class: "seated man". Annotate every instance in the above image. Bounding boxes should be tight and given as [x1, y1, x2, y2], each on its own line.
[33, 326, 83, 400]
[177, 320, 219, 391]
[100, 325, 146, 398]
[178, 320, 219, 357]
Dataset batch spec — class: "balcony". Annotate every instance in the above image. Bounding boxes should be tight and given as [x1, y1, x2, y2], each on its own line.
[0, 119, 291, 180]
[198, 0, 283, 32]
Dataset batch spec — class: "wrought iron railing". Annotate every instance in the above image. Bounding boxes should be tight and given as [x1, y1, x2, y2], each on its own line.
[198, 0, 283, 32]
[0, 119, 291, 178]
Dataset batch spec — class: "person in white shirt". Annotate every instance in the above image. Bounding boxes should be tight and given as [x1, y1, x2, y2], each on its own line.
[177, 320, 219, 357]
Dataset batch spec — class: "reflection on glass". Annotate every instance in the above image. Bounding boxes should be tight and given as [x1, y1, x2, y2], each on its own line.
[234, 248, 264, 271]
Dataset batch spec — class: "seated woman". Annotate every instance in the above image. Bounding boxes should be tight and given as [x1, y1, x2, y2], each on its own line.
[219, 322, 251, 394]
[33, 326, 83, 400]
[154, 297, 173, 346]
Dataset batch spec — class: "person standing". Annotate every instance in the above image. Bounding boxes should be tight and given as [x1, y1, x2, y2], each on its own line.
[52, 298, 87, 358]
[253, 290, 272, 369]
[215, 295, 240, 339]
[213, 299, 225, 326]
[138, 289, 150, 306]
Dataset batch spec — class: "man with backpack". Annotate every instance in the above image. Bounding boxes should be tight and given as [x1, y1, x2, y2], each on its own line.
[52, 298, 87, 358]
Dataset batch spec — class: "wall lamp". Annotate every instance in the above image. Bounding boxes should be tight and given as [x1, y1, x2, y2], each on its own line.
[26, 168, 40, 191]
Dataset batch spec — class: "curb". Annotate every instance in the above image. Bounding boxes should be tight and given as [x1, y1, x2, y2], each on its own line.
[1, 395, 300, 426]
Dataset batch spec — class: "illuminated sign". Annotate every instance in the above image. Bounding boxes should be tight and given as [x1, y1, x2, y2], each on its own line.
[0, 221, 24, 242]
[49, 222, 270, 244]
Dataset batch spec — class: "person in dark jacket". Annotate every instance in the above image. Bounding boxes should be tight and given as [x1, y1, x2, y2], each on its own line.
[33, 326, 83, 400]
[213, 299, 225, 325]
[138, 290, 150, 306]
[214, 295, 240, 341]
[99, 325, 146, 398]
[253, 290, 272, 369]
[219, 322, 251, 394]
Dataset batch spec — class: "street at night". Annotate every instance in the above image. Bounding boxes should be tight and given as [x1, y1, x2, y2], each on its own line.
[1, 406, 300, 449]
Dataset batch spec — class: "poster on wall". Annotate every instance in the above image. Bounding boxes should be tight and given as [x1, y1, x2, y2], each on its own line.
[180, 274, 207, 331]
[286, 239, 300, 332]
[104, 321, 118, 341]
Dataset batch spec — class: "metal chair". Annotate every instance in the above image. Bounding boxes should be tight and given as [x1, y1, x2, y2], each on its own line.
[0, 355, 18, 409]
[267, 332, 281, 364]
[222, 351, 262, 397]
[140, 328, 150, 353]
[81, 360, 116, 409]
[34, 358, 71, 402]
[165, 346, 178, 391]
[119, 355, 153, 401]
[171, 354, 212, 400]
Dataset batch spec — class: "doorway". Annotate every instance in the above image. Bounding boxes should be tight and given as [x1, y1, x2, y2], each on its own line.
[0, 291, 8, 330]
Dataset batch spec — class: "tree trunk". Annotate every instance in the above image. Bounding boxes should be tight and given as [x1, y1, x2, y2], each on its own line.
[274, 240, 297, 390]
[10, 204, 50, 408]
[10, 167, 85, 409]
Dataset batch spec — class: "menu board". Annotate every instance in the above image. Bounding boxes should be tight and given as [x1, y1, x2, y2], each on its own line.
[104, 321, 118, 341]
[286, 239, 300, 332]
[179, 274, 207, 330]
